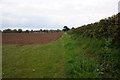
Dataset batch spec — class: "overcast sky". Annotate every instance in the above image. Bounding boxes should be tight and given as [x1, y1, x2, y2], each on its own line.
[0, 0, 119, 30]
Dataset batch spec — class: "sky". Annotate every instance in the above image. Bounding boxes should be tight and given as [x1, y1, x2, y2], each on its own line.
[0, 0, 119, 30]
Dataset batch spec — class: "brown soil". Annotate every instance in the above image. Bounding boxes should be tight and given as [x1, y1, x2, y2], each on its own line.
[2, 33, 63, 46]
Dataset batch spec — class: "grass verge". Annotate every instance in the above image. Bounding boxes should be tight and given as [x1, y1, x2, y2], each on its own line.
[63, 33, 120, 78]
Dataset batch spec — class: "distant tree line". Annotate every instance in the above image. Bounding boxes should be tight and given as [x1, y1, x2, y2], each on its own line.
[2, 29, 63, 33]
[2, 26, 74, 33]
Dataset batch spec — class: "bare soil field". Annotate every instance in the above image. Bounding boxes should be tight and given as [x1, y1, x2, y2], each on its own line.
[2, 33, 63, 45]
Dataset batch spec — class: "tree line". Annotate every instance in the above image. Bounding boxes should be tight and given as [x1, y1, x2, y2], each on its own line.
[1, 26, 74, 33]
[2, 29, 62, 33]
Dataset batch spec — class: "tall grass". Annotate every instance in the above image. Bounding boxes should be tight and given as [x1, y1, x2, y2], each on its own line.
[63, 33, 120, 78]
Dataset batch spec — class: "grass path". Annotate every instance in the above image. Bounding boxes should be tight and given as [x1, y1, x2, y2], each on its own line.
[2, 37, 65, 78]
[59, 36, 65, 78]
[53, 37, 65, 78]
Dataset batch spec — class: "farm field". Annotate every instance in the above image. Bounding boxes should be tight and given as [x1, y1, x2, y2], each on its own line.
[2, 33, 65, 78]
[2, 33, 120, 78]
[2, 13, 120, 78]
[2, 33, 63, 46]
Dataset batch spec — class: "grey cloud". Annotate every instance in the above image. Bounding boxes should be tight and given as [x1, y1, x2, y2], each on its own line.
[0, 0, 119, 30]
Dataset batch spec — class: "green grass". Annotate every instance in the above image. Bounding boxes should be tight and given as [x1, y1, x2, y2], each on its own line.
[2, 33, 120, 78]
[63, 33, 120, 78]
[63, 34, 102, 78]
[2, 38, 65, 78]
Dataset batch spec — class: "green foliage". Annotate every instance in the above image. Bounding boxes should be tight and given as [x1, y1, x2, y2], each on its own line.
[18, 29, 23, 33]
[31, 30, 33, 32]
[3, 29, 12, 33]
[68, 13, 120, 46]
[71, 27, 75, 29]
[2, 29, 62, 33]
[63, 34, 103, 78]
[25, 30, 29, 33]
[56, 29, 60, 33]
[63, 33, 120, 78]
[2, 29, 23, 33]
[13, 29, 18, 33]
[63, 26, 70, 32]
[99, 38, 120, 78]
[65, 13, 120, 78]
[40, 29, 42, 32]
[43, 30, 46, 32]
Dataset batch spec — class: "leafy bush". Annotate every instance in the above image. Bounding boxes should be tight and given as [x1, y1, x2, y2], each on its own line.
[64, 13, 120, 78]
[68, 13, 120, 46]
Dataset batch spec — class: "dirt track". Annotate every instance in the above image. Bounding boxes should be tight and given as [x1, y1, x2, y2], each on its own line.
[2, 33, 63, 45]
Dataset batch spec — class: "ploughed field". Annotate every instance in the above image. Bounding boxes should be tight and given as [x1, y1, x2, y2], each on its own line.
[2, 33, 63, 45]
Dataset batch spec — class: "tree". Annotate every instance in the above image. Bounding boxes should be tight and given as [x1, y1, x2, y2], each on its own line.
[25, 30, 29, 33]
[43, 30, 46, 32]
[18, 29, 22, 33]
[13, 29, 17, 33]
[50, 30, 54, 33]
[0, 30, 2, 33]
[72, 27, 75, 29]
[3, 29, 12, 33]
[31, 30, 33, 33]
[71, 27, 75, 29]
[40, 29, 42, 32]
[63, 26, 70, 32]
[46, 30, 48, 33]
[56, 29, 60, 33]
